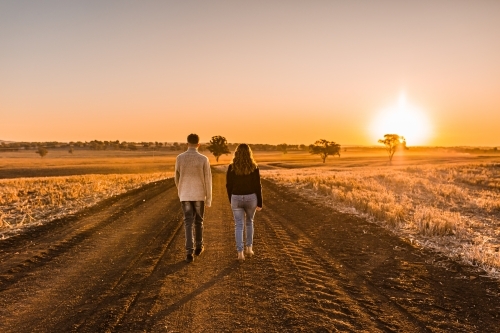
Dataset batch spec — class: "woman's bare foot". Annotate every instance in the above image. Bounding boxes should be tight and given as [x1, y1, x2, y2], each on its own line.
[244, 246, 254, 257]
[237, 251, 245, 260]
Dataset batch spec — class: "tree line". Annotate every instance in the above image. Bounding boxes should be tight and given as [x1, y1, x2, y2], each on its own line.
[0, 140, 177, 151]
[3, 137, 345, 162]
[6, 135, 493, 163]
[0, 140, 307, 152]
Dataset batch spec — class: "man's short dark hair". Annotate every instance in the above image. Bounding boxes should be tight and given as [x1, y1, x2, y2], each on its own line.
[187, 134, 199, 144]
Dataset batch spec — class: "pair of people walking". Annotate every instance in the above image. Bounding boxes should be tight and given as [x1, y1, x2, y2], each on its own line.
[174, 134, 262, 263]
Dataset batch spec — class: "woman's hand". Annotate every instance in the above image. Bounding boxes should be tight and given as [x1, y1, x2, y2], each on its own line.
[256, 207, 262, 211]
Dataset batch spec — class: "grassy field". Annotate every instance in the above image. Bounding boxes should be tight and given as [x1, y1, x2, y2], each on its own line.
[258, 150, 500, 278]
[0, 172, 172, 237]
[1, 147, 500, 277]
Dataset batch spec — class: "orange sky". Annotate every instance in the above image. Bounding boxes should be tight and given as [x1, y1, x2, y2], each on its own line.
[2, 1, 499, 146]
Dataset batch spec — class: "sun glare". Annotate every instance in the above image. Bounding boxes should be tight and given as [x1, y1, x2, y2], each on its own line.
[370, 93, 432, 146]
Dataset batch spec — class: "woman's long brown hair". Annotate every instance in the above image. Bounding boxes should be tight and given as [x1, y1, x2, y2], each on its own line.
[231, 144, 258, 175]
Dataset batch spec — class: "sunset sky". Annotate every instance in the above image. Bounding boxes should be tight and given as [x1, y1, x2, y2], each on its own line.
[2, 1, 499, 146]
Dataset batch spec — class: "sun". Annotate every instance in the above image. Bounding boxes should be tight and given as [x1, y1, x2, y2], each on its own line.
[369, 93, 432, 146]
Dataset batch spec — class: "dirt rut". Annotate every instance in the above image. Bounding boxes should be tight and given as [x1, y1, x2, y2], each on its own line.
[0, 172, 499, 332]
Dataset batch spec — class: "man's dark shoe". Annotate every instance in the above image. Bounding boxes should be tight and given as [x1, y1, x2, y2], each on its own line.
[186, 254, 194, 263]
[194, 246, 204, 256]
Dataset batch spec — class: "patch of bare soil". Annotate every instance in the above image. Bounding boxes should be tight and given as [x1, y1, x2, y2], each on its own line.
[0, 171, 499, 332]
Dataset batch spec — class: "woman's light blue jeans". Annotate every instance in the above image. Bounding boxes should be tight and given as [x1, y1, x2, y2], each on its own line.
[231, 193, 257, 252]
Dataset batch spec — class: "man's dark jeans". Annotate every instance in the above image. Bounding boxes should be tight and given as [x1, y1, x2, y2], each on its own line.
[181, 201, 205, 255]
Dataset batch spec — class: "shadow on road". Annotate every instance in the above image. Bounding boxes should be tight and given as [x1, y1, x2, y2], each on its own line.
[150, 261, 239, 321]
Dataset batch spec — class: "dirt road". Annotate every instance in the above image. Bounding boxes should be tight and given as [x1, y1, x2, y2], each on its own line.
[0, 171, 499, 332]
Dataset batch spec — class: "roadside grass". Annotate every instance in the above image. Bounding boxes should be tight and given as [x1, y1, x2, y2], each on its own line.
[262, 163, 500, 278]
[0, 172, 172, 237]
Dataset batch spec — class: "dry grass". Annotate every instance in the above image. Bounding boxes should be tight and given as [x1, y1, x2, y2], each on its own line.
[262, 163, 500, 278]
[0, 172, 172, 237]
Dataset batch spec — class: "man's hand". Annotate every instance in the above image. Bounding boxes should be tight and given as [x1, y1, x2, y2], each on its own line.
[256, 207, 262, 211]
[205, 203, 211, 208]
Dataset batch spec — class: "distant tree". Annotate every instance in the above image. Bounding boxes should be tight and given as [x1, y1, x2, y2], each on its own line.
[494, 147, 498, 152]
[299, 144, 307, 151]
[277, 143, 288, 154]
[207, 135, 230, 162]
[35, 147, 48, 158]
[128, 143, 138, 151]
[309, 139, 341, 163]
[68, 147, 74, 154]
[378, 134, 408, 163]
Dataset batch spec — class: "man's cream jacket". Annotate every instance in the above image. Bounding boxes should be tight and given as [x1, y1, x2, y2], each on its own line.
[175, 148, 212, 206]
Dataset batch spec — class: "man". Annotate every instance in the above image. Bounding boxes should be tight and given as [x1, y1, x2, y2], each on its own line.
[175, 134, 212, 263]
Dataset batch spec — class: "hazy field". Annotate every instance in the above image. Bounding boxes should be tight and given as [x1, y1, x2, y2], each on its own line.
[0, 149, 178, 178]
[1, 146, 497, 175]
[2, 146, 496, 179]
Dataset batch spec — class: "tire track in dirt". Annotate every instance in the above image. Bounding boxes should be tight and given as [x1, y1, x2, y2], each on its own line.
[260, 178, 499, 332]
[0, 179, 182, 333]
[63, 206, 184, 332]
[0, 180, 174, 291]
[258, 206, 429, 332]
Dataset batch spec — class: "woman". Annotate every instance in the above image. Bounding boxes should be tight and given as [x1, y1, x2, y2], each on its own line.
[226, 144, 263, 260]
